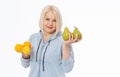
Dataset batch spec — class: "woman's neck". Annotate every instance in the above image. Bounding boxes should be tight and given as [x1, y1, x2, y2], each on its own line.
[43, 32, 52, 42]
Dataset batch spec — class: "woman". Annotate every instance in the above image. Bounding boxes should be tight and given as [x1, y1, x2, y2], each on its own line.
[21, 5, 80, 77]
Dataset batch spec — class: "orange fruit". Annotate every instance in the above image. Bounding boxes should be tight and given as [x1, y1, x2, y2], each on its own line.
[23, 41, 31, 48]
[22, 46, 30, 55]
[15, 44, 23, 52]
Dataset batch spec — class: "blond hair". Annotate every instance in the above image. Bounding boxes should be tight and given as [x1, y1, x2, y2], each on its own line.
[39, 5, 63, 35]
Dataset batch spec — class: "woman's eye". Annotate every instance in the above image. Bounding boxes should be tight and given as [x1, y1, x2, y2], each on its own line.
[45, 18, 49, 20]
[53, 20, 56, 22]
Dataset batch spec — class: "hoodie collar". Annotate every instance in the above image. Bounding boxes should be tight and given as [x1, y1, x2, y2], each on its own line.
[39, 30, 62, 42]
[49, 32, 61, 41]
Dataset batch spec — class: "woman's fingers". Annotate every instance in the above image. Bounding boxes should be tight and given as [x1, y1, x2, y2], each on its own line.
[21, 51, 30, 59]
[71, 32, 73, 41]
[73, 34, 78, 42]
[64, 33, 81, 45]
[22, 54, 30, 59]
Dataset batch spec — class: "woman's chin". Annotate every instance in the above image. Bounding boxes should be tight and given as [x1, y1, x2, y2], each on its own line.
[46, 30, 55, 34]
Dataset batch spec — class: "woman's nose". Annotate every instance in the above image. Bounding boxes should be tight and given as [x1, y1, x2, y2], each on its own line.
[48, 21, 52, 26]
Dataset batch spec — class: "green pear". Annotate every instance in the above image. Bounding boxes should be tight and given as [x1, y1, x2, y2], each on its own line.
[62, 27, 70, 41]
[73, 27, 82, 40]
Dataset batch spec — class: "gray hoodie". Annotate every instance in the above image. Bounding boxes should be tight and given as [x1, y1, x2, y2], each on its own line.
[21, 31, 74, 77]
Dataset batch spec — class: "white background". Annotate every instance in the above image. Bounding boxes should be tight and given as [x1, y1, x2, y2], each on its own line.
[0, 0, 120, 77]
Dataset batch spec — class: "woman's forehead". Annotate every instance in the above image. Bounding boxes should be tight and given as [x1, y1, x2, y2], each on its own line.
[45, 11, 57, 18]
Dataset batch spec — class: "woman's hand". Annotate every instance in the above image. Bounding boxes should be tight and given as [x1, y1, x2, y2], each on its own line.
[63, 33, 81, 46]
[62, 33, 81, 60]
[21, 52, 30, 59]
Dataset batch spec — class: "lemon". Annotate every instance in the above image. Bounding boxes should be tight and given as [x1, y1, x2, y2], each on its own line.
[22, 46, 30, 55]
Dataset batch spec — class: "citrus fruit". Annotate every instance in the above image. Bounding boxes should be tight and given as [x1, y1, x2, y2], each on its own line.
[15, 44, 23, 52]
[23, 41, 31, 48]
[22, 46, 30, 55]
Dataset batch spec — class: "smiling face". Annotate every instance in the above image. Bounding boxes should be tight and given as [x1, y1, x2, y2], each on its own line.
[43, 11, 57, 35]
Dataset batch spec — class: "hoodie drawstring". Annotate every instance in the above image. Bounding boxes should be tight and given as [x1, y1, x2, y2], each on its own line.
[36, 39, 42, 62]
[42, 40, 50, 71]
[36, 39, 51, 72]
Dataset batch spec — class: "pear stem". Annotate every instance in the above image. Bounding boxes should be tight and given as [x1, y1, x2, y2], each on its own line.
[74, 26, 77, 29]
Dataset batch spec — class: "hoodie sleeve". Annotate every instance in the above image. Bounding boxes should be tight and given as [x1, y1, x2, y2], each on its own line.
[20, 57, 30, 68]
[20, 33, 35, 68]
[61, 45, 74, 73]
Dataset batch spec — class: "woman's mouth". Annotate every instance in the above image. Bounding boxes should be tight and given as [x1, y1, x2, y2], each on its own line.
[46, 26, 53, 29]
